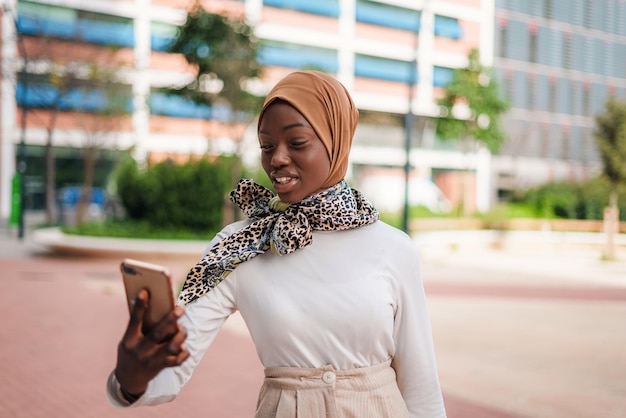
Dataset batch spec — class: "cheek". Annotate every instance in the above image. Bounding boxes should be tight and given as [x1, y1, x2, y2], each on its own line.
[261, 157, 271, 175]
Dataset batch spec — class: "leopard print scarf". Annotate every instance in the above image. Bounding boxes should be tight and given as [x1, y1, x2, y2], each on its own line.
[177, 178, 379, 305]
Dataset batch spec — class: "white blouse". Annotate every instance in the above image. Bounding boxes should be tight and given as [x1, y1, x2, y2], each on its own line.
[107, 220, 446, 417]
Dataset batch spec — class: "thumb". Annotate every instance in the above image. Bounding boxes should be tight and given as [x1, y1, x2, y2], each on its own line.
[125, 289, 149, 338]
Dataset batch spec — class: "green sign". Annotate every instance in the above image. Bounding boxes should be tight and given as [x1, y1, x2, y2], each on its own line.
[10, 174, 20, 226]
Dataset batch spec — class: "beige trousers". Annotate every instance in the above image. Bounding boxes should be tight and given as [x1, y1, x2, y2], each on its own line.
[254, 360, 409, 418]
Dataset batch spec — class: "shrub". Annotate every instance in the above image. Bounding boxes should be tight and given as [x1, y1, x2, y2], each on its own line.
[115, 156, 232, 232]
[517, 177, 626, 221]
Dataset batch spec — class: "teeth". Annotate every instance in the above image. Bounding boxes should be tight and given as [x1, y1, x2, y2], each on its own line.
[275, 177, 291, 184]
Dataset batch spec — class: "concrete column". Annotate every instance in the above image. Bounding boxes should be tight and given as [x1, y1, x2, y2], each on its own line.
[337, 0, 356, 91]
[480, 0, 495, 66]
[245, 0, 263, 25]
[132, 0, 151, 162]
[416, 0, 434, 114]
[1, 1, 18, 220]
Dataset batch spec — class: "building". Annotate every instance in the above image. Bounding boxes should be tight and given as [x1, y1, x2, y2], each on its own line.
[491, 0, 626, 200]
[0, 0, 497, 227]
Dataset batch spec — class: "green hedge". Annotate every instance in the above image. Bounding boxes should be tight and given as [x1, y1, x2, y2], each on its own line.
[114, 156, 233, 232]
[516, 177, 626, 221]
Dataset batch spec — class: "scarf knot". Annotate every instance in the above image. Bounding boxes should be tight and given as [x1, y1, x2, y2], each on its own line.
[178, 179, 378, 305]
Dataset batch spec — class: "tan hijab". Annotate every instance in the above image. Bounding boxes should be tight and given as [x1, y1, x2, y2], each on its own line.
[257, 71, 359, 190]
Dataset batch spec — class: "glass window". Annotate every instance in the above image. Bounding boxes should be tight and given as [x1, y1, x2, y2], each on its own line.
[544, 0, 552, 19]
[433, 66, 453, 87]
[434, 15, 462, 40]
[356, 0, 420, 32]
[498, 21, 507, 58]
[258, 41, 338, 73]
[548, 78, 557, 113]
[17, 1, 134, 48]
[562, 32, 572, 69]
[263, 0, 339, 17]
[354, 54, 413, 83]
[17, 78, 132, 113]
[150, 91, 211, 119]
[17, 1, 77, 38]
[527, 73, 535, 110]
[151, 21, 177, 52]
[528, 26, 537, 63]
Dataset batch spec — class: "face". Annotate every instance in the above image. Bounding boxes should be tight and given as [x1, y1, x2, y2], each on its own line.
[258, 101, 331, 203]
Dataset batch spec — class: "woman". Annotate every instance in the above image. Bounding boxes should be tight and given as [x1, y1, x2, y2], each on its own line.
[108, 71, 447, 417]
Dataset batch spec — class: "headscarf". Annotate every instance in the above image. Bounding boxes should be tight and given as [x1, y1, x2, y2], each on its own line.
[177, 71, 377, 306]
[257, 70, 359, 189]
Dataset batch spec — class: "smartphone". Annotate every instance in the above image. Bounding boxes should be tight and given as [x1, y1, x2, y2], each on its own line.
[120, 258, 175, 332]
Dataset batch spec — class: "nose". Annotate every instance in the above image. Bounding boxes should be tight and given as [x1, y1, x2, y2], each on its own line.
[270, 144, 290, 168]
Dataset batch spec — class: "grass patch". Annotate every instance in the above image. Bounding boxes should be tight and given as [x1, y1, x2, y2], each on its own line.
[62, 220, 218, 240]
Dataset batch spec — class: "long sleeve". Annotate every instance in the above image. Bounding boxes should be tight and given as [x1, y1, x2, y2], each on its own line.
[106, 223, 245, 408]
[389, 239, 447, 417]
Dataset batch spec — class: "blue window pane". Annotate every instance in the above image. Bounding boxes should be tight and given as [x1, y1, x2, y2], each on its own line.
[258, 43, 338, 73]
[150, 93, 211, 119]
[434, 15, 462, 40]
[356, 0, 420, 32]
[16, 83, 58, 107]
[151, 35, 175, 52]
[17, 82, 131, 113]
[76, 20, 134, 47]
[433, 66, 454, 87]
[355, 55, 414, 83]
[16, 15, 77, 37]
[263, 0, 339, 17]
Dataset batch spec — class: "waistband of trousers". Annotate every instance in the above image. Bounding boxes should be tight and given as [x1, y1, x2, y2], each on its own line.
[262, 359, 396, 391]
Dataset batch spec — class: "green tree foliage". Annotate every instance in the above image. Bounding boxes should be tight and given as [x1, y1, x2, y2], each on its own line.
[114, 156, 232, 231]
[167, 3, 263, 117]
[517, 177, 626, 221]
[594, 96, 626, 200]
[436, 49, 510, 153]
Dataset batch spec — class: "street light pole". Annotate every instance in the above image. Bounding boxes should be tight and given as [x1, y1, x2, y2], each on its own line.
[401, 10, 420, 233]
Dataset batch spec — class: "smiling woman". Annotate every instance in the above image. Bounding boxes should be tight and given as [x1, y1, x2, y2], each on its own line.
[107, 71, 447, 418]
[258, 101, 331, 203]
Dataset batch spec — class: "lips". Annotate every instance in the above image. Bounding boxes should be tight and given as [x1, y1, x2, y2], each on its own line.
[271, 171, 299, 195]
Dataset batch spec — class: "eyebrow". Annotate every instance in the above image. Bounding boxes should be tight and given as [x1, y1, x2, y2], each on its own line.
[259, 122, 313, 135]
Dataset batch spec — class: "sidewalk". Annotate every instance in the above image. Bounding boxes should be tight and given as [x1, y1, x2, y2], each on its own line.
[1, 231, 625, 418]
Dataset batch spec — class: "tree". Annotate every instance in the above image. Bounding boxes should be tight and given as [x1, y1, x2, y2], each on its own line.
[167, 2, 264, 221]
[12, 13, 132, 226]
[167, 2, 263, 136]
[436, 48, 509, 214]
[594, 96, 626, 260]
[72, 68, 130, 225]
[437, 49, 510, 153]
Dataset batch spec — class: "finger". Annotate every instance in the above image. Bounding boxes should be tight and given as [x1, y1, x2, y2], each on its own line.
[164, 328, 188, 355]
[162, 348, 190, 368]
[144, 306, 185, 344]
[123, 289, 149, 341]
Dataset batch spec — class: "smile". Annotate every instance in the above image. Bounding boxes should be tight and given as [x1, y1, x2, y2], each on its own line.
[274, 177, 293, 184]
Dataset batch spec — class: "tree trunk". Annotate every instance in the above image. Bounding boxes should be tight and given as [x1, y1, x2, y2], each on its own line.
[44, 105, 60, 225]
[603, 188, 619, 260]
[44, 141, 56, 224]
[76, 147, 97, 225]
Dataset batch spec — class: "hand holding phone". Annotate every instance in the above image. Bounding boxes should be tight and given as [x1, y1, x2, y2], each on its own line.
[120, 258, 175, 332]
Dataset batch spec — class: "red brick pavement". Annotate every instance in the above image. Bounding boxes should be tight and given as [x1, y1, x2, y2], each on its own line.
[0, 253, 524, 418]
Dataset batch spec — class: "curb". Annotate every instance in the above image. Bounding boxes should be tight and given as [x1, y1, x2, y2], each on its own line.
[31, 227, 208, 260]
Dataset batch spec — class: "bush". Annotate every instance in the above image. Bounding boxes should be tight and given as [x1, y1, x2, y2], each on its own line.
[517, 177, 626, 221]
[114, 156, 232, 232]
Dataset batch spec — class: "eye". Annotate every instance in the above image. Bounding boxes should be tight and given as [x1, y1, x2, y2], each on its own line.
[259, 143, 274, 151]
[290, 139, 307, 148]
